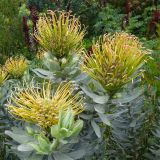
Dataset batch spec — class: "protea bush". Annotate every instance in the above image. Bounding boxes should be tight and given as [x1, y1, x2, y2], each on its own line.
[33, 10, 86, 82]
[5, 56, 28, 79]
[82, 32, 149, 95]
[34, 10, 85, 58]
[5, 82, 85, 160]
[79, 32, 153, 159]
[0, 7, 156, 159]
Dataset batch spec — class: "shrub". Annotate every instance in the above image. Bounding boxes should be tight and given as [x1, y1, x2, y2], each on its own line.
[0, 0, 26, 63]
[94, 4, 124, 35]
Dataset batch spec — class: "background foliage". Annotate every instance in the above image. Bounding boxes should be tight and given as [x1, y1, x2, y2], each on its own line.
[0, 0, 28, 63]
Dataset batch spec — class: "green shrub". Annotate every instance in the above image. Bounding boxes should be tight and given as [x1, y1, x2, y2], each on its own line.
[94, 4, 124, 35]
[0, 0, 27, 63]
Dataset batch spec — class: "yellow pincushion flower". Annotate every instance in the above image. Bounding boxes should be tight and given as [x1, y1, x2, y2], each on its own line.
[8, 82, 84, 128]
[5, 56, 28, 79]
[34, 10, 85, 58]
[82, 32, 149, 94]
[0, 66, 8, 86]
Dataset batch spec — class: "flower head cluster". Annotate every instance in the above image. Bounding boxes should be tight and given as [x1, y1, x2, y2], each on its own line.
[8, 82, 84, 128]
[5, 56, 28, 79]
[82, 32, 149, 94]
[34, 10, 85, 58]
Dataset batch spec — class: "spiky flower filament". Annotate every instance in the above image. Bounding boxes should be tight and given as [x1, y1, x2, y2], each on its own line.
[0, 66, 8, 86]
[5, 56, 28, 79]
[8, 82, 84, 128]
[82, 32, 149, 94]
[34, 10, 85, 58]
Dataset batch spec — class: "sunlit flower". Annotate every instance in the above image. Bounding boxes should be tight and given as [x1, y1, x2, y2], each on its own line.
[8, 82, 84, 128]
[5, 56, 28, 79]
[82, 32, 149, 94]
[34, 10, 85, 58]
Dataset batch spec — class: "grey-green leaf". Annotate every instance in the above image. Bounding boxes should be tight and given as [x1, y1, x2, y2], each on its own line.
[5, 130, 33, 144]
[17, 144, 34, 152]
[112, 88, 144, 104]
[54, 152, 74, 160]
[94, 104, 105, 113]
[32, 68, 55, 79]
[98, 113, 111, 126]
[81, 86, 109, 104]
[67, 149, 85, 159]
[91, 120, 101, 138]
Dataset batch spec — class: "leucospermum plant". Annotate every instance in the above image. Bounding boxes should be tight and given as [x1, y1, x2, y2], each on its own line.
[8, 82, 84, 128]
[5, 56, 28, 79]
[33, 10, 86, 82]
[78, 33, 150, 157]
[5, 82, 85, 160]
[82, 32, 149, 95]
[34, 10, 85, 58]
